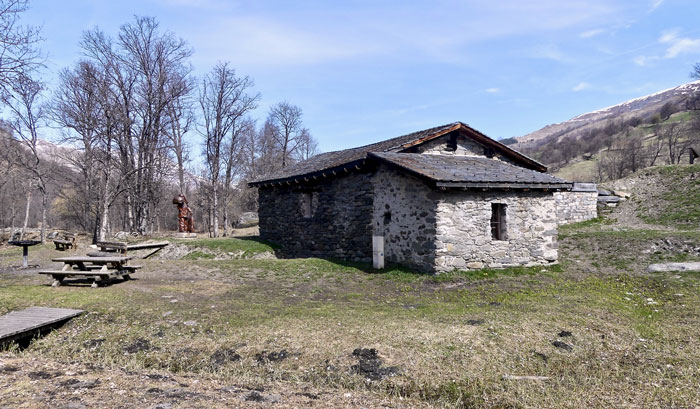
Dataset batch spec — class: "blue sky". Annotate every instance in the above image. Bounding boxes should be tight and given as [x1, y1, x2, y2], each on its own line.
[23, 0, 700, 152]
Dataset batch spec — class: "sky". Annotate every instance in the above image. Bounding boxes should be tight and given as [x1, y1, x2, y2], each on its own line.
[22, 0, 700, 153]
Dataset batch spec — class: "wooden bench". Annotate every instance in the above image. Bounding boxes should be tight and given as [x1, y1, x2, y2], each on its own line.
[96, 241, 128, 255]
[53, 233, 77, 251]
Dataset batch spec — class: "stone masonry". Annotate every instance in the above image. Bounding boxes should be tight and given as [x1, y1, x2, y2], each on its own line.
[435, 190, 559, 272]
[372, 165, 439, 271]
[554, 182, 598, 225]
[371, 164, 560, 273]
[257, 172, 374, 262]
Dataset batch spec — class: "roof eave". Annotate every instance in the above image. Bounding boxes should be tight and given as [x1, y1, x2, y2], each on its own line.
[248, 158, 368, 188]
[435, 181, 572, 190]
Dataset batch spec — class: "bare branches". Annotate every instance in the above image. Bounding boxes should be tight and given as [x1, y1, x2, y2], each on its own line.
[267, 101, 316, 167]
[199, 61, 259, 237]
[0, 0, 42, 97]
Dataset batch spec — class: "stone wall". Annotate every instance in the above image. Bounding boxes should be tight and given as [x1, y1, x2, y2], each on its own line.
[435, 191, 559, 272]
[257, 171, 374, 261]
[372, 165, 439, 272]
[554, 182, 598, 225]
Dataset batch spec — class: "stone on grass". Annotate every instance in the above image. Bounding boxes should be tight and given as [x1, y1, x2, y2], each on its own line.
[646, 262, 700, 273]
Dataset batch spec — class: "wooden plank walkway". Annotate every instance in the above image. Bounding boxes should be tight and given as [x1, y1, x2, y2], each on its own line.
[0, 307, 84, 345]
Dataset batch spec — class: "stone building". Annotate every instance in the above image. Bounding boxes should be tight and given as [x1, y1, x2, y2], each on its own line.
[249, 122, 587, 273]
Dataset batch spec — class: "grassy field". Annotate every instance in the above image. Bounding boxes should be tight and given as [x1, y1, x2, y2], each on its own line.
[1, 224, 700, 408]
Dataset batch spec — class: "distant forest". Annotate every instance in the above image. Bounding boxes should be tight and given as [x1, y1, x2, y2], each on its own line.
[0, 1, 319, 242]
[513, 81, 700, 182]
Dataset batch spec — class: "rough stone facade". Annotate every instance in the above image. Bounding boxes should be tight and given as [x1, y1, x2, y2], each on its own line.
[372, 165, 439, 271]
[435, 191, 559, 272]
[257, 172, 374, 262]
[371, 164, 560, 273]
[554, 182, 598, 225]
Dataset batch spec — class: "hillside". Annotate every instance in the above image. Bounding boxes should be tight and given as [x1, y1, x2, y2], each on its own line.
[605, 164, 700, 230]
[513, 81, 700, 182]
[516, 80, 700, 148]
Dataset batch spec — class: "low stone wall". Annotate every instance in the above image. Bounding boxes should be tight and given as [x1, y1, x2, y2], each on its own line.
[435, 190, 559, 272]
[554, 183, 598, 225]
[257, 172, 374, 262]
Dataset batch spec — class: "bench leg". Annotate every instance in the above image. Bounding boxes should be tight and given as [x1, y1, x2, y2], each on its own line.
[123, 274, 131, 281]
[51, 275, 63, 287]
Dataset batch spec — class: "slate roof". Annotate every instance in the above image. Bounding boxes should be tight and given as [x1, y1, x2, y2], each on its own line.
[369, 153, 571, 189]
[248, 122, 549, 187]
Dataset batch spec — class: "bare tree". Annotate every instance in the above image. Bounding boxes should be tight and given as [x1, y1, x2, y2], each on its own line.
[77, 17, 194, 235]
[268, 101, 306, 167]
[199, 61, 258, 237]
[165, 92, 193, 195]
[0, 0, 42, 96]
[660, 123, 685, 164]
[221, 117, 255, 236]
[295, 128, 319, 161]
[647, 130, 664, 167]
[2, 74, 52, 242]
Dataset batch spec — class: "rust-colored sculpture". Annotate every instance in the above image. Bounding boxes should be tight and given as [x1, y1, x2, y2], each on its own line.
[172, 194, 195, 233]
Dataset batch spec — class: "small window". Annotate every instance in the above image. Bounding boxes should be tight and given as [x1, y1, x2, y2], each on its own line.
[491, 203, 507, 240]
[302, 192, 312, 218]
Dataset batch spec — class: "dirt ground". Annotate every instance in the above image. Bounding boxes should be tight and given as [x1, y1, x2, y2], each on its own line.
[2, 210, 700, 408]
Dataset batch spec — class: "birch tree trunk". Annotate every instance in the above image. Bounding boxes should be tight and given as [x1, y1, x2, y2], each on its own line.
[212, 184, 219, 237]
[40, 189, 47, 243]
[20, 189, 31, 240]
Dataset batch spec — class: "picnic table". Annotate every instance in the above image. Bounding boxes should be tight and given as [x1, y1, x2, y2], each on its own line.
[39, 256, 141, 288]
[8, 240, 41, 268]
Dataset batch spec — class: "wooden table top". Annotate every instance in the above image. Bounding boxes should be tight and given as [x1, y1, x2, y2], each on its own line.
[52, 256, 133, 263]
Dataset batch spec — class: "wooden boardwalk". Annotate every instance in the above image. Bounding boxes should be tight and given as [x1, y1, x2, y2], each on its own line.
[0, 307, 84, 346]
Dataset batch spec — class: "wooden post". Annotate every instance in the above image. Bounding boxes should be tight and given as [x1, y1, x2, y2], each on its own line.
[372, 235, 384, 269]
[22, 245, 28, 268]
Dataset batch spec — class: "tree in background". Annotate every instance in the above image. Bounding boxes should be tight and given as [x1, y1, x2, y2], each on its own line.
[2, 74, 52, 242]
[0, 10, 322, 237]
[0, 0, 42, 96]
[267, 102, 307, 167]
[200, 62, 258, 237]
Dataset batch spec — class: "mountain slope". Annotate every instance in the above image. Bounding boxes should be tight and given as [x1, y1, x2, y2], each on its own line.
[516, 80, 700, 148]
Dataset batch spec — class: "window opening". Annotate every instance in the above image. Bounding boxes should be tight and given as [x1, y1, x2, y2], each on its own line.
[491, 203, 507, 240]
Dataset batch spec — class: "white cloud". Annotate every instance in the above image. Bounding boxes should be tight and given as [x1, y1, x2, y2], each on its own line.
[659, 30, 700, 58]
[650, 0, 665, 11]
[572, 82, 591, 92]
[580, 28, 606, 38]
[485, 88, 501, 93]
[193, 17, 381, 65]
